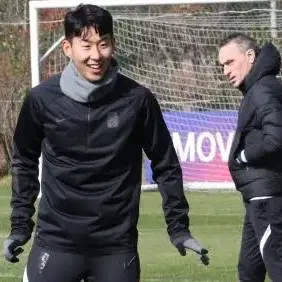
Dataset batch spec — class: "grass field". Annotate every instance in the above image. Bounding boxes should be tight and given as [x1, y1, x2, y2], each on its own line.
[0, 177, 267, 282]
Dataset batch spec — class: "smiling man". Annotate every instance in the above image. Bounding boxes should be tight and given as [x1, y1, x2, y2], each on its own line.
[3, 4, 209, 282]
[219, 33, 282, 282]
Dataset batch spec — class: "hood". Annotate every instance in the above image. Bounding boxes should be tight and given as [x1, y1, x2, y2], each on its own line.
[239, 42, 281, 95]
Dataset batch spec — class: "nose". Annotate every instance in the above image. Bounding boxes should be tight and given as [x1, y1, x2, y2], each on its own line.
[89, 46, 101, 61]
[223, 65, 231, 77]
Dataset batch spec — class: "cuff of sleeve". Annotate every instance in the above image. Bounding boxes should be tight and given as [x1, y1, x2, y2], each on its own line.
[170, 230, 191, 243]
[9, 233, 31, 245]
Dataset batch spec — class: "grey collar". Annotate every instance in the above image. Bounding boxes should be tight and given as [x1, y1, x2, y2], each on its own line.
[60, 59, 119, 103]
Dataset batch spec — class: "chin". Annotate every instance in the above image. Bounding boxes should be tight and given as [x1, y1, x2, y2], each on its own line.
[87, 70, 108, 82]
[86, 74, 104, 82]
[232, 81, 240, 88]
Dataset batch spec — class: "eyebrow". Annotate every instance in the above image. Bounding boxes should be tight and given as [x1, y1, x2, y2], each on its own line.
[220, 59, 233, 66]
[81, 35, 111, 43]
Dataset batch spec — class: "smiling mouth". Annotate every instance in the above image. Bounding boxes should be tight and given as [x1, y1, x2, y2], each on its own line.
[87, 64, 104, 75]
[87, 64, 102, 69]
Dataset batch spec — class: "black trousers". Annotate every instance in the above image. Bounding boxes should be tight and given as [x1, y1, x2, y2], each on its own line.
[238, 197, 282, 282]
[23, 244, 140, 282]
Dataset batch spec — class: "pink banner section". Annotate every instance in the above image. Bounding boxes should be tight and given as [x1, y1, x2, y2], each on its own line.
[145, 111, 238, 183]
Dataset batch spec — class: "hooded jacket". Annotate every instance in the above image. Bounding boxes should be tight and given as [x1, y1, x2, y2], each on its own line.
[10, 70, 189, 254]
[228, 43, 282, 201]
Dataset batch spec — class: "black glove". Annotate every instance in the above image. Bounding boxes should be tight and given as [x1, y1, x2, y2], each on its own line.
[3, 234, 30, 263]
[171, 233, 210, 265]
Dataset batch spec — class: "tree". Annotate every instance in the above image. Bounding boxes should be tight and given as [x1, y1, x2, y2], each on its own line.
[0, 25, 30, 174]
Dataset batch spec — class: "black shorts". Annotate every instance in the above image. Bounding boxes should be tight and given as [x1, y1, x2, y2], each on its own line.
[23, 244, 140, 282]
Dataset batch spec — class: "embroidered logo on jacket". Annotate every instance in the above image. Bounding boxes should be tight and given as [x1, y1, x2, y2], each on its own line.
[107, 112, 119, 128]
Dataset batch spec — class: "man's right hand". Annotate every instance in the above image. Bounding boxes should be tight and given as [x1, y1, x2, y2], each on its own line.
[3, 234, 29, 263]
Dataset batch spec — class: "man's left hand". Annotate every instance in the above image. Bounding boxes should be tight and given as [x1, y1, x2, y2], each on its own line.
[171, 233, 210, 265]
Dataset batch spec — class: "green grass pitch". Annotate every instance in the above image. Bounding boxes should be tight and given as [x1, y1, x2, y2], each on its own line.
[0, 177, 270, 282]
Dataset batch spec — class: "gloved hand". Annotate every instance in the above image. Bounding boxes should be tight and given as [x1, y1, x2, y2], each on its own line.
[3, 234, 29, 263]
[171, 233, 210, 265]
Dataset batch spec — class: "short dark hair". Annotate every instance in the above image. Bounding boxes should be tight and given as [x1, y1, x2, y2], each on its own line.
[64, 4, 114, 41]
[219, 33, 260, 56]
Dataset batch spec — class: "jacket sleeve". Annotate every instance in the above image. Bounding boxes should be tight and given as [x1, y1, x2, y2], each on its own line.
[244, 102, 282, 164]
[141, 92, 190, 239]
[10, 91, 44, 240]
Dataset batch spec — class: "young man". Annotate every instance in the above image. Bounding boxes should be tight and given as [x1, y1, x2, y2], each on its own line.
[218, 33, 282, 282]
[3, 5, 209, 282]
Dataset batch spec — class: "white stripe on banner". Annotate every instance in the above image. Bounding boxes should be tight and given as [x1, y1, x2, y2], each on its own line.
[23, 267, 29, 282]
[260, 224, 271, 258]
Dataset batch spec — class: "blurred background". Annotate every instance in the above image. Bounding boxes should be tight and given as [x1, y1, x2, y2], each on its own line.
[1, 0, 282, 187]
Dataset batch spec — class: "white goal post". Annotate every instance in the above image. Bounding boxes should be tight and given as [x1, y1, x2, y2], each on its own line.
[29, 0, 279, 190]
[29, 0, 276, 87]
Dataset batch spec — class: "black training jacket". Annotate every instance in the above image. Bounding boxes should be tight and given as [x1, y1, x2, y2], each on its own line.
[228, 43, 282, 201]
[10, 73, 189, 254]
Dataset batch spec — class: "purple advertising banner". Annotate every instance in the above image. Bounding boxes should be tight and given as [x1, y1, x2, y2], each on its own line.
[145, 110, 238, 183]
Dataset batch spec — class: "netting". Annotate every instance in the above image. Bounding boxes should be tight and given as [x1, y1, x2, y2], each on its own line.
[34, 1, 282, 187]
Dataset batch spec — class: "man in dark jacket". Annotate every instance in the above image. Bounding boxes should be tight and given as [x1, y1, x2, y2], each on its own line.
[2, 4, 208, 282]
[219, 33, 282, 282]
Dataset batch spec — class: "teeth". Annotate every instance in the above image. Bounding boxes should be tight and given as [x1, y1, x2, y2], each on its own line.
[88, 65, 101, 69]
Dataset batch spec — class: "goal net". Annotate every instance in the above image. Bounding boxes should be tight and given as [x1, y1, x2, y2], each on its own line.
[30, 0, 282, 190]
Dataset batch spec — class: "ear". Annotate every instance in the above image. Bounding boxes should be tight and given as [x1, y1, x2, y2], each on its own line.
[246, 49, 256, 64]
[62, 39, 72, 59]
